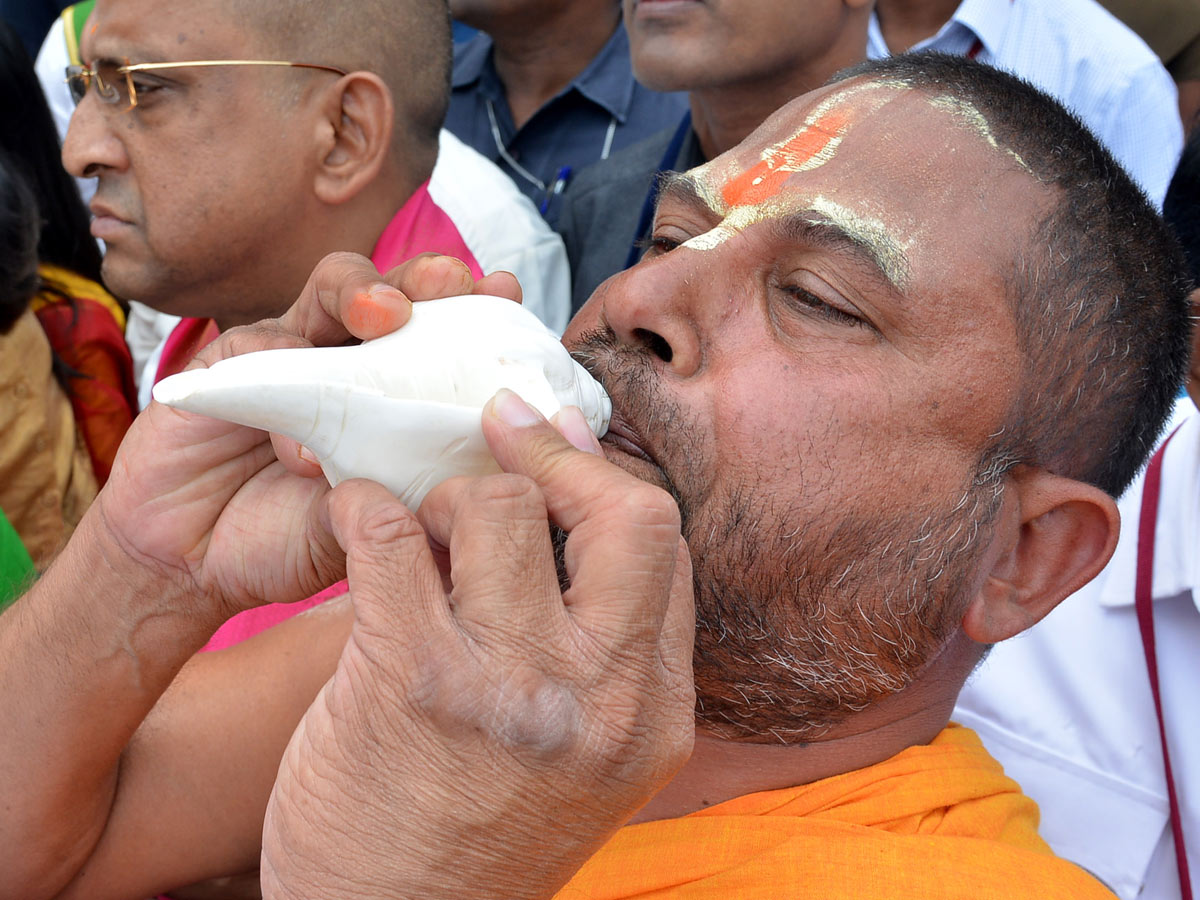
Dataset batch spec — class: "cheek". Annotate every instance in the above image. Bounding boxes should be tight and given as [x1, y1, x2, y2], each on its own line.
[712, 367, 974, 512]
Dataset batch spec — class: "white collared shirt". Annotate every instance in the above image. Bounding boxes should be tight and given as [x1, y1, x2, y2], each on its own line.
[955, 398, 1200, 900]
[868, 0, 1184, 207]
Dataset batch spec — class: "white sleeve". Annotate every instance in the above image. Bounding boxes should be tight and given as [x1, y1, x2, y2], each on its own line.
[428, 130, 571, 335]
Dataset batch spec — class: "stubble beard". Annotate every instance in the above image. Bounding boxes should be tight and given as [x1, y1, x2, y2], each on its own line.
[562, 327, 1006, 744]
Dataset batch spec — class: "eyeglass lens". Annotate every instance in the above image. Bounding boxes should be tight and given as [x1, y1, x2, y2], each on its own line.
[67, 61, 130, 108]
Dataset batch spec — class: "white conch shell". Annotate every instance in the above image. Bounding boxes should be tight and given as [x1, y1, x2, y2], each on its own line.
[152, 295, 611, 509]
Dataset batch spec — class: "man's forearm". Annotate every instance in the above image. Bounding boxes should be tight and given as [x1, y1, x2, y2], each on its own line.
[0, 505, 222, 900]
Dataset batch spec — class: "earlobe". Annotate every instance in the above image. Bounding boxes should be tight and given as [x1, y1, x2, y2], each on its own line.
[962, 468, 1119, 644]
[313, 72, 394, 205]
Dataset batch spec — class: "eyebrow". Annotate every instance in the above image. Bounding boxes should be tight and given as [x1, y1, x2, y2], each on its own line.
[654, 172, 726, 221]
[653, 172, 912, 292]
[774, 200, 912, 292]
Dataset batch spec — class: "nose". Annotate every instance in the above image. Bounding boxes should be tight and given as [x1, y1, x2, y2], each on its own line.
[61, 93, 129, 180]
[589, 250, 706, 378]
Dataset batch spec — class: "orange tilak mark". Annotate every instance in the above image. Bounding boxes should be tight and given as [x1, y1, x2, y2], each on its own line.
[721, 110, 851, 207]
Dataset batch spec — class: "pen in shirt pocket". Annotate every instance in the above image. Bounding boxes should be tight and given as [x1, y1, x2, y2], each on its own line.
[541, 165, 573, 215]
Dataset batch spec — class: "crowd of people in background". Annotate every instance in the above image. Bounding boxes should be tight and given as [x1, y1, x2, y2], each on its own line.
[0, 1, 1197, 899]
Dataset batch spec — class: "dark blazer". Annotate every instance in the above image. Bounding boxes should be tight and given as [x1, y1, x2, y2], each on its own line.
[557, 123, 704, 315]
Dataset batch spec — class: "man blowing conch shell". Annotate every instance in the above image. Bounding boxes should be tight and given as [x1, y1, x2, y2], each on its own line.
[0, 54, 1190, 900]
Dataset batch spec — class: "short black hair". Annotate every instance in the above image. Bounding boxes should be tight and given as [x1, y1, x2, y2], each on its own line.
[834, 52, 1192, 497]
[239, 0, 452, 177]
[0, 154, 43, 335]
[1164, 129, 1200, 286]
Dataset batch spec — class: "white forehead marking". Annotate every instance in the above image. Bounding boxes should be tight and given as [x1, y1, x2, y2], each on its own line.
[679, 206, 772, 252]
[676, 80, 1030, 258]
[806, 195, 912, 290]
[927, 95, 1032, 174]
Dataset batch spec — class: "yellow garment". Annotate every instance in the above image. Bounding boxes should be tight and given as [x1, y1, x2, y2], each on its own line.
[556, 725, 1114, 899]
[0, 309, 98, 568]
[30, 263, 126, 329]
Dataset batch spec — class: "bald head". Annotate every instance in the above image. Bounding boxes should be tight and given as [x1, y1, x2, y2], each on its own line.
[237, 0, 452, 174]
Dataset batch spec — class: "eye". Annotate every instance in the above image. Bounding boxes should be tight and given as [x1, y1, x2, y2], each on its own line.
[783, 284, 867, 329]
[633, 231, 687, 262]
[639, 234, 682, 258]
[129, 74, 168, 99]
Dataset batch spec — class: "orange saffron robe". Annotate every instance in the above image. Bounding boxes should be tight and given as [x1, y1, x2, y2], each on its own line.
[556, 725, 1114, 899]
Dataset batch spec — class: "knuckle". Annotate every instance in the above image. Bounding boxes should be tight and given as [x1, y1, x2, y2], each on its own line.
[466, 473, 544, 513]
[610, 483, 681, 531]
[415, 253, 471, 276]
[358, 505, 425, 546]
[319, 250, 366, 273]
[334, 486, 425, 548]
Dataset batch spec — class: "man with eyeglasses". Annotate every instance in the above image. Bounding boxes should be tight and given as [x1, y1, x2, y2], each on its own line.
[40, 0, 570, 404]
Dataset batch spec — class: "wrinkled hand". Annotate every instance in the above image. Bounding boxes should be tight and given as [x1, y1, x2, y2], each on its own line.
[94, 253, 522, 622]
[260, 391, 695, 900]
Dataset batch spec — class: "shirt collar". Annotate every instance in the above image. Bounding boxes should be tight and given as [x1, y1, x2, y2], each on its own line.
[570, 22, 637, 123]
[950, 0, 1013, 59]
[451, 31, 494, 91]
[450, 23, 636, 123]
[869, 0, 1013, 59]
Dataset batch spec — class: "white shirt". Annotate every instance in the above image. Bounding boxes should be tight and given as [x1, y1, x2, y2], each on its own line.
[868, 0, 1184, 207]
[955, 398, 1200, 900]
[429, 130, 571, 337]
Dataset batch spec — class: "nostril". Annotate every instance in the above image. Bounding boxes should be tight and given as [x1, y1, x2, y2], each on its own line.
[633, 328, 673, 363]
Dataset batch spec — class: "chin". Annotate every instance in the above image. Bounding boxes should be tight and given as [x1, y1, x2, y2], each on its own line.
[632, 65, 695, 95]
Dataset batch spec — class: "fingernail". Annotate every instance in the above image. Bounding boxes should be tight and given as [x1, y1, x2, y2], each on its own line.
[299, 444, 319, 465]
[368, 283, 405, 300]
[553, 406, 602, 455]
[492, 388, 544, 427]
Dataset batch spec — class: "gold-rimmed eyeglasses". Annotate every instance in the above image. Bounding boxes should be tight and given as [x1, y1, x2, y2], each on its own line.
[65, 59, 348, 111]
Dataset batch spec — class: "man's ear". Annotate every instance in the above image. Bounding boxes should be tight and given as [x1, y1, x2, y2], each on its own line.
[963, 467, 1119, 644]
[312, 72, 395, 205]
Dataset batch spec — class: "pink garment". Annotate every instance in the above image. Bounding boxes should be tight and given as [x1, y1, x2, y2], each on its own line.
[201, 581, 349, 652]
[371, 179, 484, 277]
[198, 184, 479, 653]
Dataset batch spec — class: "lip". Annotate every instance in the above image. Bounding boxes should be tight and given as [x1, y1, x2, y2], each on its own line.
[631, 0, 704, 17]
[89, 202, 133, 240]
[601, 409, 658, 466]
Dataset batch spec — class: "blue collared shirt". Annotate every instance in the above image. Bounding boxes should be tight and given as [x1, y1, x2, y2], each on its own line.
[444, 22, 687, 227]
